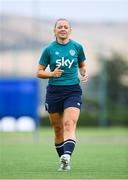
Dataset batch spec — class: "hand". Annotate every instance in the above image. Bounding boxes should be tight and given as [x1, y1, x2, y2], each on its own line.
[80, 73, 88, 83]
[79, 67, 88, 83]
[51, 67, 64, 77]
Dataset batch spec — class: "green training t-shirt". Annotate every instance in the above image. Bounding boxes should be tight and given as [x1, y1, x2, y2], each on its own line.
[39, 39, 86, 85]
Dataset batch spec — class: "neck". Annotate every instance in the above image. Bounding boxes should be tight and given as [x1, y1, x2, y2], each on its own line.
[56, 38, 70, 45]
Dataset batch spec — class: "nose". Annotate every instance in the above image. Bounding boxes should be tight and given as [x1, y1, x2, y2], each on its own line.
[60, 28, 66, 31]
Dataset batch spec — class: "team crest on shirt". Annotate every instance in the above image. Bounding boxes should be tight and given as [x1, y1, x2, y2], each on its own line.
[69, 49, 75, 56]
[55, 51, 59, 55]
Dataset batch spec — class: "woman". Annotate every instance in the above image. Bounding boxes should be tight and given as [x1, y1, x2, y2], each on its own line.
[37, 18, 88, 171]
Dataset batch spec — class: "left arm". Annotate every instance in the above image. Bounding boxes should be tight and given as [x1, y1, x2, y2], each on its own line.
[78, 61, 88, 83]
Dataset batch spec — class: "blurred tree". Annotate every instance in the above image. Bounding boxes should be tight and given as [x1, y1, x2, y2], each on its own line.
[78, 52, 128, 126]
[106, 53, 128, 105]
[92, 52, 128, 105]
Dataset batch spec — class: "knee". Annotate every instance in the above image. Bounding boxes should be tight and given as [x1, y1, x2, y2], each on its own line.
[54, 125, 63, 136]
[64, 119, 76, 131]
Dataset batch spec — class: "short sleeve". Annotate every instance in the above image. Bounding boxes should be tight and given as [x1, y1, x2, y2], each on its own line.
[78, 45, 86, 63]
[39, 47, 50, 67]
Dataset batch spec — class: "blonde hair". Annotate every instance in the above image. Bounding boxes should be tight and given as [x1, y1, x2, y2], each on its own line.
[54, 18, 71, 28]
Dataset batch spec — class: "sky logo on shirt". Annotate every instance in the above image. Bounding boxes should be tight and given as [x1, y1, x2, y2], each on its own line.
[56, 57, 74, 68]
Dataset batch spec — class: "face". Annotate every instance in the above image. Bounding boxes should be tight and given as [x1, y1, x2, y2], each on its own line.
[54, 20, 71, 40]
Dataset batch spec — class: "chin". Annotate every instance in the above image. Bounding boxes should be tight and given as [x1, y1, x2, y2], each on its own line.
[60, 36, 67, 39]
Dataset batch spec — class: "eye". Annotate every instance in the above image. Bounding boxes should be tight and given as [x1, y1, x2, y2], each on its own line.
[57, 26, 62, 29]
[64, 26, 68, 29]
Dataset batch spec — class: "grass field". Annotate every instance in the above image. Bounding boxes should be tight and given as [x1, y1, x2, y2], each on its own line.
[0, 127, 128, 179]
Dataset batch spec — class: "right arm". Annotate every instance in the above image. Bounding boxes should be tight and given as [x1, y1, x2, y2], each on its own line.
[37, 64, 64, 79]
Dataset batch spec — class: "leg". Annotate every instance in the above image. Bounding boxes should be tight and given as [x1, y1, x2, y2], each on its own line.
[63, 107, 80, 141]
[49, 112, 64, 144]
[59, 107, 80, 171]
[49, 112, 65, 158]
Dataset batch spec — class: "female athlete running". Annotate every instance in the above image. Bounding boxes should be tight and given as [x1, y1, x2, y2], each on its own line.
[37, 18, 88, 171]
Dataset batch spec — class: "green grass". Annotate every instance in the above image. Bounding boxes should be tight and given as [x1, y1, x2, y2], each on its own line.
[0, 127, 128, 179]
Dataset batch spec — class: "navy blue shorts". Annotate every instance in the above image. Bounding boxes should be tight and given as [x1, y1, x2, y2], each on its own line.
[45, 84, 82, 113]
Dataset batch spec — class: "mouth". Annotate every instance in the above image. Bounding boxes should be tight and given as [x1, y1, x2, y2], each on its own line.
[60, 34, 66, 36]
[59, 31, 67, 35]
